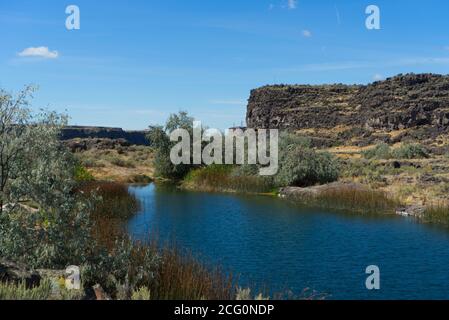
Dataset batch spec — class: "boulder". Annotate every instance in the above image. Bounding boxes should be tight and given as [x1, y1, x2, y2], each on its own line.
[0, 259, 41, 288]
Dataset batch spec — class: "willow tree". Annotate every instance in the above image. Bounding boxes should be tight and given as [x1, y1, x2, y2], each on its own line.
[0, 85, 35, 214]
[0, 86, 93, 268]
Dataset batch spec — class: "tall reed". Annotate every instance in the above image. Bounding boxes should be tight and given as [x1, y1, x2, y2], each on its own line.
[291, 185, 399, 215]
[422, 204, 449, 226]
[184, 165, 274, 194]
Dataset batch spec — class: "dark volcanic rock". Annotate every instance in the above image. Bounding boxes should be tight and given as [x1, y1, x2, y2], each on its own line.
[60, 126, 149, 146]
[64, 138, 132, 152]
[247, 73, 449, 143]
[0, 259, 41, 288]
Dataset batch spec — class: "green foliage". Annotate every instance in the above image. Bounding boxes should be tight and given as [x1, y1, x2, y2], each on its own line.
[362, 143, 392, 160]
[422, 204, 449, 226]
[0, 279, 52, 300]
[392, 143, 429, 159]
[131, 286, 151, 300]
[278, 131, 312, 150]
[342, 158, 388, 184]
[147, 111, 198, 180]
[230, 164, 260, 177]
[109, 156, 135, 168]
[165, 111, 194, 133]
[274, 131, 339, 187]
[147, 125, 171, 150]
[0, 86, 95, 270]
[185, 165, 274, 194]
[308, 185, 398, 214]
[363, 143, 429, 160]
[275, 146, 339, 187]
[74, 164, 95, 182]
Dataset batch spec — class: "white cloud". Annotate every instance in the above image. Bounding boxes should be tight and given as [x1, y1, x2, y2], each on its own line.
[287, 0, 297, 10]
[18, 46, 59, 59]
[302, 30, 312, 38]
[373, 74, 384, 81]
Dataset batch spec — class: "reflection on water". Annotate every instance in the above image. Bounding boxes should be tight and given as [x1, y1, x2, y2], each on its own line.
[127, 183, 449, 300]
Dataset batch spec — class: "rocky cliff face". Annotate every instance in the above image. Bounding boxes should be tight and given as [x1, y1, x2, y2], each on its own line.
[60, 126, 149, 146]
[247, 74, 449, 146]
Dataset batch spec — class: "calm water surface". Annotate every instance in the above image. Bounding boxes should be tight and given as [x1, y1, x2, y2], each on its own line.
[127, 183, 449, 300]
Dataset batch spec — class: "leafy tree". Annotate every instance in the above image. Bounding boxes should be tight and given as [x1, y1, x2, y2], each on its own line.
[275, 132, 340, 187]
[147, 111, 197, 179]
[0, 86, 94, 268]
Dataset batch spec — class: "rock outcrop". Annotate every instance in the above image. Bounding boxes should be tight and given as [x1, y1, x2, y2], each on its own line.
[246, 73, 449, 146]
[0, 259, 41, 288]
[60, 126, 149, 146]
[63, 138, 132, 152]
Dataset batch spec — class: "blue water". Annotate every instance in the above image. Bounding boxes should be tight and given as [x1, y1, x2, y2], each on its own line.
[127, 183, 449, 300]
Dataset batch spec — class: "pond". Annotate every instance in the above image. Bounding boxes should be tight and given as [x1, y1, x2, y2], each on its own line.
[127, 183, 449, 300]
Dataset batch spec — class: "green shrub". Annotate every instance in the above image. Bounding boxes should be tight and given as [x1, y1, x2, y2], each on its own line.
[0, 279, 52, 300]
[230, 164, 259, 177]
[109, 156, 135, 168]
[392, 143, 429, 159]
[362, 143, 392, 159]
[131, 287, 151, 300]
[342, 159, 389, 184]
[74, 164, 95, 182]
[80, 157, 100, 168]
[275, 147, 339, 187]
[278, 131, 312, 149]
[363, 143, 429, 160]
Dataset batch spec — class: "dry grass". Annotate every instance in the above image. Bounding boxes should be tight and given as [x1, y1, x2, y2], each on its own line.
[76, 146, 154, 182]
[150, 243, 235, 300]
[77, 181, 140, 250]
[289, 184, 400, 215]
[183, 165, 274, 194]
[422, 203, 449, 226]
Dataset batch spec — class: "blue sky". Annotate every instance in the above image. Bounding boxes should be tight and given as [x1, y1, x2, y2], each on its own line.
[1, 0, 449, 130]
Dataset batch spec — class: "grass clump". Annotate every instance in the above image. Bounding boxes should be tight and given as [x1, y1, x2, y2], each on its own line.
[131, 286, 151, 300]
[313, 186, 399, 214]
[109, 156, 136, 168]
[422, 204, 449, 226]
[392, 143, 429, 159]
[184, 165, 275, 194]
[288, 184, 399, 215]
[0, 279, 52, 300]
[362, 143, 392, 160]
[76, 181, 140, 250]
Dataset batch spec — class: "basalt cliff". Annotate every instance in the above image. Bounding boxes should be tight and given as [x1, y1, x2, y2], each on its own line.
[246, 73, 449, 148]
[60, 126, 149, 146]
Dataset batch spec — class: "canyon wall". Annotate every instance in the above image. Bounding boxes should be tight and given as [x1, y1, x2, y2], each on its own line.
[246, 73, 449, 146]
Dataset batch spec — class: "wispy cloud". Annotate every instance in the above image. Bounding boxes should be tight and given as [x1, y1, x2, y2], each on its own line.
[302, 30, 312, 38]
[18, 47, 59, 59]
[210, 99, 246, 106]
[335, 5, 341, 25]
[275, 57, 449, 73]
[287, 0, 297, 10]
[373, 73, 384, 81]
